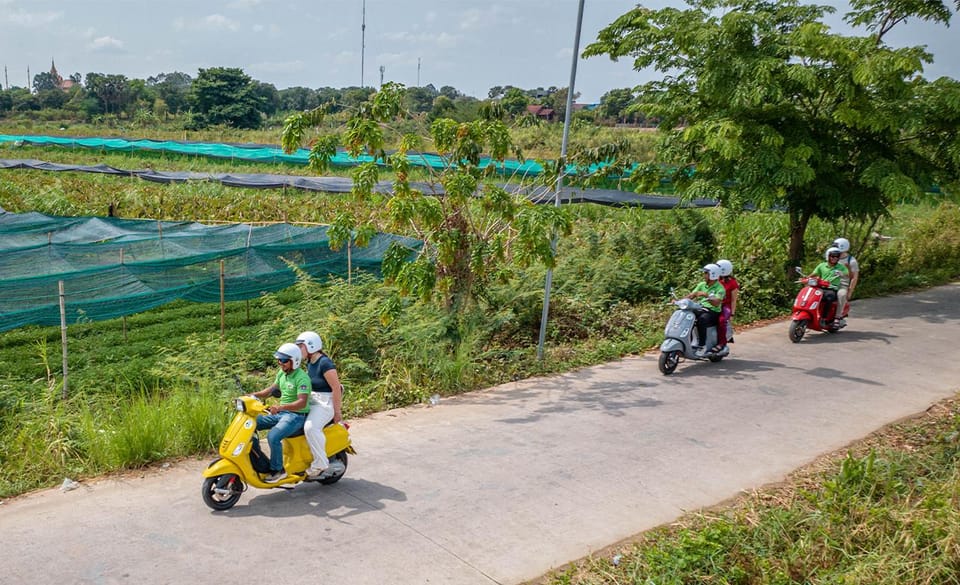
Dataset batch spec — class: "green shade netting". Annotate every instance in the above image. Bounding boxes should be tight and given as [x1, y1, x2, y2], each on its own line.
[0, 209, 421, 332]
[0, 134, 625, 177]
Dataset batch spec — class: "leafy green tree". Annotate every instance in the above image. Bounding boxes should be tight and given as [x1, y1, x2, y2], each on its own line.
[7, 88, 38, 112]
[254, 82, 280, 117]
[146, 72, 193, 114]
[281, 82, 570, 315]
[599, 88, 635, 123]
[84, 73, 130, 115]
[278, 86, 319, 111]
[189, 67, 263, 129]
[32, 72, 59, 93]
[35, 89, 67, 110]
[500, 87, 530, 117]
[585, 0, 960, 270]
[405, 84, 439, 113]
[429, 95, 456, 121]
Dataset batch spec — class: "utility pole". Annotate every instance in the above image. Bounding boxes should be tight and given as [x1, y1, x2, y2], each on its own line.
[4, 65, 8, 90]
[379, 65, 385, 87]
[537, 0, 585, 362]
[26, 66, 30, 91]
[361, 0, 366, 87]
[417, 58, 421, 87]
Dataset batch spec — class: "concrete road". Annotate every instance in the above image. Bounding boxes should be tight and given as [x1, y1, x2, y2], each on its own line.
[2, 283, 959, 585]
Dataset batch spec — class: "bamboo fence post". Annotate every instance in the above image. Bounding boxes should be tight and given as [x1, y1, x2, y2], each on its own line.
[58, 280, 68, 400]
[220, 259, 226, 342]
[120, 248, 127, 341]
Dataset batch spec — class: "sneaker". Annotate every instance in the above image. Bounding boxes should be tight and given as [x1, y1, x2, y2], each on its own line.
[264, 470, 287, 483]
[305, 467, 323, 478]
[319, 460, 345, 479]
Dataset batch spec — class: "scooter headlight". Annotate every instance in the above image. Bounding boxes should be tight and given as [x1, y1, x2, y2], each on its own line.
[235, 398, 246, 413]
[807, 277, 818, 286]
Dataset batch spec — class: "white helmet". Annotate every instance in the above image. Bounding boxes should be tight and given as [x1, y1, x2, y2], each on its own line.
[716, 259, 733, 277]
[832, 237, 850, 253]
[702, 263, 721, 280]
[274, 342, 302, 369]
[295, 331, 323, 354]
[825, 246, 842, 261]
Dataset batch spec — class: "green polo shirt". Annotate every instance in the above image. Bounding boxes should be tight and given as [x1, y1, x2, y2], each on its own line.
[690, 281, 725, 312]
[273, 368, 311, 413]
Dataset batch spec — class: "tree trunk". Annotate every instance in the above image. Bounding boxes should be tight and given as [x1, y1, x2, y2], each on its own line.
[787, 208, 811, 279]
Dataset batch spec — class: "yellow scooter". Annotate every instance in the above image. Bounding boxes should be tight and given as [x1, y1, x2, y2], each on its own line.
[202, 395, 355, 511]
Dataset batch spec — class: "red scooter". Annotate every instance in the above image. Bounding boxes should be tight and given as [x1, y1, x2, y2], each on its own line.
[788, 272, 847, 342]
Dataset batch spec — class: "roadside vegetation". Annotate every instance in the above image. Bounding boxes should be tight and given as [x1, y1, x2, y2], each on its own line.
[542, 394, 960, 584]
[1, 138, 958, 498]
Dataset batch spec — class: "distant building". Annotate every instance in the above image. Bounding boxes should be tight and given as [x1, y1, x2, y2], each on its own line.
[49, 60, 76, 91]
[526, 104, 555, 122]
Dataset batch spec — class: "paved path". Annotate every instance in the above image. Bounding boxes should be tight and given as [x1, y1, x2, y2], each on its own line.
[2, 283, 959, 585]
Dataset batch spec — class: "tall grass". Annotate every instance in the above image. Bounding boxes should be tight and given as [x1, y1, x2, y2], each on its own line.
[1, 144, 959, 498]
[547, 399, 960, 584]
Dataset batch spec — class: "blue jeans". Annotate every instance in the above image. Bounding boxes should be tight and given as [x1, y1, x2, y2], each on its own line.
[255, 411, 307, 472]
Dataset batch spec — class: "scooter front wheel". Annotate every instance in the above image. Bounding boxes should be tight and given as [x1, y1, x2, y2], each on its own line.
[658, 350, 680, 375]
[202, 474, 243, 511]
[788, 319, 807, 343]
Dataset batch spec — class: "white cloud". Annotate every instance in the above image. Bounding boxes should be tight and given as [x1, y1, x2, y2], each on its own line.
[384, 31, 458, 48]
[248, 60, 306, 75]
[203, 14, 240, 31]
[3, 9, 63, 26]
[333, 51, 356, 65]
[89, 36, 125, 52]
[174, 14, 240, 32]
[459, 8, 484, 30]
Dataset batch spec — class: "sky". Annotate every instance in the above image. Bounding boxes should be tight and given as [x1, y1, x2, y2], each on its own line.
[0, 0, 957, 103]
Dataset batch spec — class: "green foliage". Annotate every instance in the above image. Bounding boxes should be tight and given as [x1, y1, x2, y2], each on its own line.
[549, 406, 960, 584]
[189, 67, 264, 130]
[584, 0, 960, 268]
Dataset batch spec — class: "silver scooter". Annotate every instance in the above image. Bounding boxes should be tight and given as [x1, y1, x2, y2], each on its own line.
[658, 295, 730, 375]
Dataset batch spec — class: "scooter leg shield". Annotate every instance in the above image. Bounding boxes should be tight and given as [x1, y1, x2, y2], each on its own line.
[660, 338, 685, 353]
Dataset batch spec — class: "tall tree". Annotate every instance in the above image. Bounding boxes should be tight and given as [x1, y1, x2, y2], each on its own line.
[84, 73, 130, 115]
[500, 87, 530, 117]
[598, 88, 635, 123]
[585, 0, 960, 271]
[189, 67, 263, 129]
[147, 72, 193, 114]
[281, 82, 570, 316]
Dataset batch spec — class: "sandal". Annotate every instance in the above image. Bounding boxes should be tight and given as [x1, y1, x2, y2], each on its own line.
[708, 344, 724, 353]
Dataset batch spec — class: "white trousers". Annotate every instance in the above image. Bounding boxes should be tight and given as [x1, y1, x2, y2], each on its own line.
[837, 287, 849, 317]
[304, 392, 334, 470]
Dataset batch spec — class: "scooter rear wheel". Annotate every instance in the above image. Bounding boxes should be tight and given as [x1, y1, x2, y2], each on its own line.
[658, 350, 680, 375]
[318, 452, 349, 485]
[202, 474, 243, 511]
[788, 319, 807, 343]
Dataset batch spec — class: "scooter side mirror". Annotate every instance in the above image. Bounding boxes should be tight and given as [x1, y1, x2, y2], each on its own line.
[794, 266, 803, 275]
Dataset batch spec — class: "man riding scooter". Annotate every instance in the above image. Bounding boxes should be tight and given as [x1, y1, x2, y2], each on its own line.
[684, 263, 726, 355]
[805, 247, 849, 328]
[249, 342, 312, 483]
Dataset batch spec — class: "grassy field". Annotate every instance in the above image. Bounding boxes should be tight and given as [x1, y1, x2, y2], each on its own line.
[2, 131, 960, 582]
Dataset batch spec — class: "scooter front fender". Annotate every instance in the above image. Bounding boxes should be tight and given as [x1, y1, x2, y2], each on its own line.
[660, 338, 685, 354]
[202, 457, 243, 479]
[792, 310, 814, 322]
